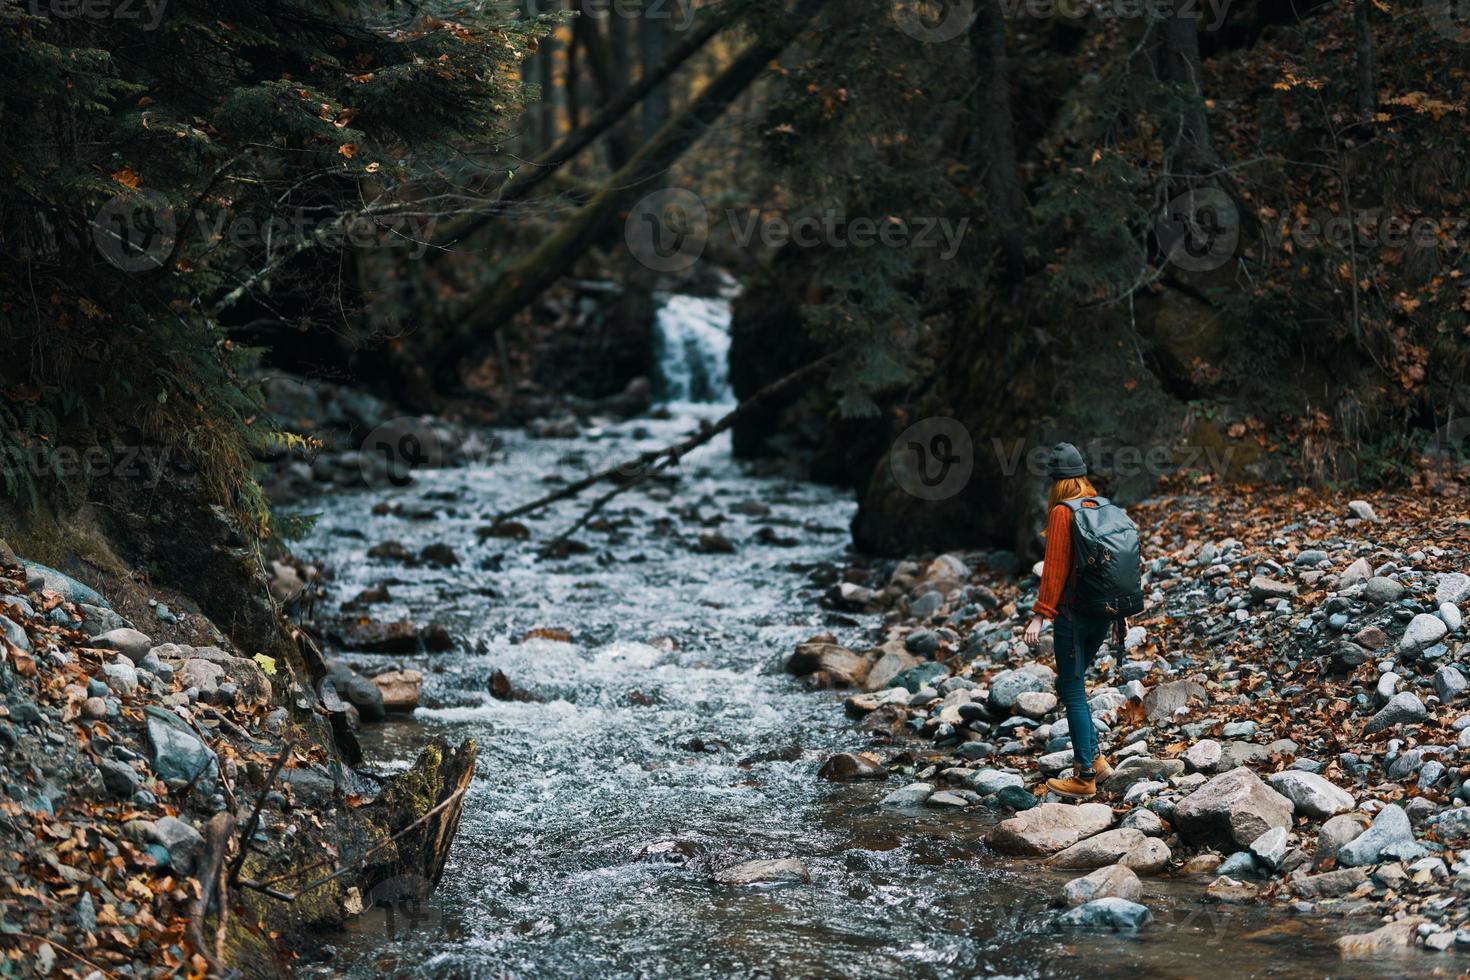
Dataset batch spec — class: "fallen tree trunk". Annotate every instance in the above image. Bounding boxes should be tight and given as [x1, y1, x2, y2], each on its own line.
[434, 0, 830, 388]
[428, 3, 732, 256]
[493, 348, 843, 527]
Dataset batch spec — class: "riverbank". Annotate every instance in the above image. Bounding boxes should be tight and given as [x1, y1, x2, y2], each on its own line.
[0, 527, 473, 976]
[796, 483, 1470, 957]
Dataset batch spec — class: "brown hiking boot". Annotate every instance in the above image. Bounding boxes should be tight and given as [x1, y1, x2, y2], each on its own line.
[1046, 773, 1097, 800]
[1093, 755, 1114, 781]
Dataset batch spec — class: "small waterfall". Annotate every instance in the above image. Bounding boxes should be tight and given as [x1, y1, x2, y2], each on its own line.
[652, 294, 734, 405]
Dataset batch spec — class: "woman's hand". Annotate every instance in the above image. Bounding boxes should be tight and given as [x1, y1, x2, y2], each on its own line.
[1023, 615, 1044, 646]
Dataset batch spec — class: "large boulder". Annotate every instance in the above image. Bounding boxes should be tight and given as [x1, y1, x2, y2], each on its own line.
[1048, 828, 1147, 869]
[1336, 916, 1425, 956]
[864, 650, 919, 692]
[1266, 771, 1355, 819]
[1172, 767, 1293, 851]
[986, 802, 1114, 856]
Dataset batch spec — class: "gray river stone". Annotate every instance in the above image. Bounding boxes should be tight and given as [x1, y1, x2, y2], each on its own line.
[1056, 897, 1152, 931]
[144, 706, 218, 784]
[1336, 804, 1423, 866]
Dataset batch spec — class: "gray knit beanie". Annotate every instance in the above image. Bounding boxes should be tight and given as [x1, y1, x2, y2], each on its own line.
[1046, 442, 1087, 479]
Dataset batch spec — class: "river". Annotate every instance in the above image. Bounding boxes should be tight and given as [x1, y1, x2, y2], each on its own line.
[290, 297, 1397, 979]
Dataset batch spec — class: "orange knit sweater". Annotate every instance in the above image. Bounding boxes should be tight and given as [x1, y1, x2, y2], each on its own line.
[1034, 499, 1099, 619]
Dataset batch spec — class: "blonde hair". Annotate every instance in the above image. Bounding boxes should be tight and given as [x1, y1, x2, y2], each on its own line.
[1048, 476, 1098, 512]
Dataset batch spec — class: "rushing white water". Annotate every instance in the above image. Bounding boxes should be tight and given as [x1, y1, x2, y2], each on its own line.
[652, 294, 734, 405]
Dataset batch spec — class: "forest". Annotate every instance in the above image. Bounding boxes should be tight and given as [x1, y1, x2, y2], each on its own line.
[0, 0, 1468, 976]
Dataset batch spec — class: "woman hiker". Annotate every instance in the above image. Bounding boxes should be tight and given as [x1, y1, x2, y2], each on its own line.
[1022, 442, 1117, 800]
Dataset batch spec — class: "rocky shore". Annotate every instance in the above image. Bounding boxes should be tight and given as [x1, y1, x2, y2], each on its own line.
[798, 487, 1470, 955]
[0, 541, 474, 977]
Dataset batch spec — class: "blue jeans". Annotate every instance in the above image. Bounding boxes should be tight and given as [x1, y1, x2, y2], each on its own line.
[1054, 611, 1110, 775]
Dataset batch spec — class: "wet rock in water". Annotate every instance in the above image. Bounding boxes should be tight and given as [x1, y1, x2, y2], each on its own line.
[1173, 767, 1293, 850]
[477, 521, 531, 541]
[367, 539, 414, 562]
[695, 532, 735, 554]
[636, 840, 699, 865]
[1266, 771, 1355, 819]
[817, 753, 886, 782]
[1119, 838, 1171, 875]
[1336, 916, 1426, 956]
[372, 669, 424, 712]
[144, 707, 218, 784]
[326, 662, 386, 722]
[986, 802, 1114, 856]
[1142, 680, 1208, 721]
[787, 641, 869, 688]
[1048, 828, 1147, 869]
[880, 782, 933, 807]
[1313, 813, 1369, 869]
[1206, 875, 1260, 903]
[1361, 576, 1406, 606]
[1289, 866, 1367, 899]
[1399, 613, 1448, 654]
[712, 858, 810, 887]
[1061, 865, 1142, 907]
[1055, 897, 1151, 931]
[1336, 804, 1423, 866]
[1363, 692, 1427, 734]
[420, 542, 460, 567]
[1181, 853, 1224, 876]
[927, 791, 969, 807]
[89, 627, 153, 662]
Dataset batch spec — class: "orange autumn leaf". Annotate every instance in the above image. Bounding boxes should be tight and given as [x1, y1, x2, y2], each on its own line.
[338, 143, 357, 159]
[111, 168, 141, 189]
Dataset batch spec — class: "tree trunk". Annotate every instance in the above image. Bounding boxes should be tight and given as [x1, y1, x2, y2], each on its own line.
[429, 5, 729, 256]
[1159, 0, 1219, 176]
[433, 0, 830, 390]
[969, 0, 1026, 283]
[639, 1, 671, 144]
[537, 0, 558, 150]
[1353, 0, 1376, 122]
